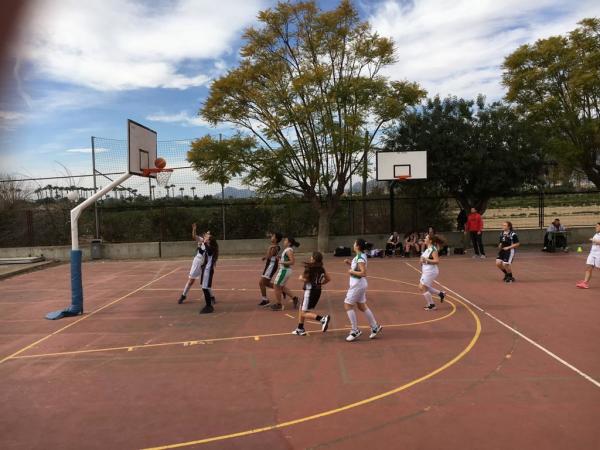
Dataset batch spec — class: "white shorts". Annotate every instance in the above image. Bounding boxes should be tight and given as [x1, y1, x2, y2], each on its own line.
[587, 254, 600, 269]
[274, 267, 292, 286]
[420, 268, 439, 287]
[344, 279, 367, 305]
[189, 254, 205, 279]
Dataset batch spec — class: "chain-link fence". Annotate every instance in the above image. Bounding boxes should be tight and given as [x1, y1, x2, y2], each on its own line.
[1, 136, 599, 247]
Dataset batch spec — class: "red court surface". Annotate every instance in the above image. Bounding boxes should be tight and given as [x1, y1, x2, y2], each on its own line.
[1, 250, 599, 450]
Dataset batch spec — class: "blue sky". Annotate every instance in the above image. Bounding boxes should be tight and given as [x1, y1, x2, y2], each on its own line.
[0, 0, 598, 180]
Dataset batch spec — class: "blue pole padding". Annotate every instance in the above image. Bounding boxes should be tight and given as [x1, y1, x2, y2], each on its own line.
[69, 249, 83, 314]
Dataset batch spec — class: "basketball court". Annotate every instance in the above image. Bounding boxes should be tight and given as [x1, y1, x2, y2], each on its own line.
[1, 123, 598, 449]
[1, 250, 599, 449]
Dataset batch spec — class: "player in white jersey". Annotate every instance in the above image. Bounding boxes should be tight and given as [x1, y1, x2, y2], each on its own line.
[343, 238, 382, 342]
[576, 222, 600, 289]
[269, 236, 300, 311]
[178, 223, 212, 305]
[419, 234, 446, 311]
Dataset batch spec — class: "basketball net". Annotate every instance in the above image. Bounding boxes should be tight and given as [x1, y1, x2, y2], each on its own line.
[143, 168, 173, 187]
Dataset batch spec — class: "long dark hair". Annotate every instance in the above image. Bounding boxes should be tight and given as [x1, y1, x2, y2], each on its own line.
[206, 235, 219, 261]
[504, 221, 514, 231]
[304, 252, 324, 280]
[429, 234, 446, 248]
[355, 238, 367, 252]
[285, 236, 300, 248]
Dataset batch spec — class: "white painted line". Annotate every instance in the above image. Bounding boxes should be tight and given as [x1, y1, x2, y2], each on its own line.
[404, 262, 600, 389]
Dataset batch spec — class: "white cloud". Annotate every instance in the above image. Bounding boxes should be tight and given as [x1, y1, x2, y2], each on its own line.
[65, 147, 108, 153]
[17, 0, 266, 91]
[146, 110, 212, 127]
[0, 111, 26, 121]
[0, 110, 28, 130]
[368, 0, 600, 100]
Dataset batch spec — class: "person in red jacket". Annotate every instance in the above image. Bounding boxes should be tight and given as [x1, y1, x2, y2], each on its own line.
[466, 207, 486, 258]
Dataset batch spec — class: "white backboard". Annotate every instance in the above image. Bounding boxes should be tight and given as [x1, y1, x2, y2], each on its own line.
[128, 119, 157, 177]
[376, 151, 427, 180]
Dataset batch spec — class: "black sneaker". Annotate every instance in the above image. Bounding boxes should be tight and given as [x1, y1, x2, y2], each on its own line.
[424, 304, 437, 311]
[321, 315, 330, 332]
[439, 291, 445, 303]
[292, 296, 299, 309]
[270, 303, 283, 311]
[503, 273, 509, 282]
[505, 276, 515, 283]
[258, 299, 270, 307]
[178, 294, 186, 304]
[199, 305, 214, 314]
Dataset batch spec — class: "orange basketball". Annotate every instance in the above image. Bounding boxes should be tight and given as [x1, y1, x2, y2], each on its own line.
[154, 157, 167, 169]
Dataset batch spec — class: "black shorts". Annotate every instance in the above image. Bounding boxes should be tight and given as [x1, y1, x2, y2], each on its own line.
[301, 288, 322, 311]
[496, 249, 515, 264]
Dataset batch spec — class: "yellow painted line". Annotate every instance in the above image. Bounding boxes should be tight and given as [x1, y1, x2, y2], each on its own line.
[11, 302, 456, 360]
[328, 271, 419, 288]
[284, 313, 296, 319]
[0, 266, 181, 365]
[141, 294, 480, 449]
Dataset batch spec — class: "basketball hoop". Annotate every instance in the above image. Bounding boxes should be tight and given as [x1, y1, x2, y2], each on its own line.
[143, 167, 173, 187]
[395, 175, 411, 182]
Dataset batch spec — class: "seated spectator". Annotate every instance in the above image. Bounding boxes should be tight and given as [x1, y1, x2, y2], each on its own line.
[385, 231, 401, 256]
[544, 218, 568, 252]
[403, 231, 419, 257]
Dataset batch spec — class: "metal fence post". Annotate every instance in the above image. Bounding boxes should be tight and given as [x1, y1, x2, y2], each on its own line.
[91, 136, 100, 239]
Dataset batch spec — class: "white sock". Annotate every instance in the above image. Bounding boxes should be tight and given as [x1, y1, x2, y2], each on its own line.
[423, 291, 434, 306]
[183, 282, 192, 296]
[346, 309, 358, 332]
[261, 295, 267, 301]
[363, 308, 378, 328]
[427, 286, 440, 296]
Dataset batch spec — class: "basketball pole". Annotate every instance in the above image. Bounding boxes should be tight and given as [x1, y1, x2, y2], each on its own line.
[46, 172, 132, 320]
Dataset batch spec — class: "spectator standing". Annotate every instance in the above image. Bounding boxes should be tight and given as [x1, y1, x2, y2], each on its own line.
[457, 209, 467, 231]
[466, 207, 486, 258]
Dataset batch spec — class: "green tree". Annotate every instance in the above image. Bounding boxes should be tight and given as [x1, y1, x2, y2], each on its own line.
[384, 96, 543, 213]
[187, 134, 254, 239]
[502, 18, 600, 188]
[200, 0, 424, 251]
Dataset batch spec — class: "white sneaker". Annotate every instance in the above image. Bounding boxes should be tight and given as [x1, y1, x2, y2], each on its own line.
[369, 324, 382, 339]
[480, 254, 486, 259]
[292, 328, 307, 336]
[346, 330, 362, 342]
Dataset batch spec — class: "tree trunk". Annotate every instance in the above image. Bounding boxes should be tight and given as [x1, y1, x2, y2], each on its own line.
[582, 163, 600, 189]
[317, 208, 331, 253]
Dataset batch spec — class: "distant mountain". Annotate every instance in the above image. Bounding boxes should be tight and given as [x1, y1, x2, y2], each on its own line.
[223, 186, 256, 198]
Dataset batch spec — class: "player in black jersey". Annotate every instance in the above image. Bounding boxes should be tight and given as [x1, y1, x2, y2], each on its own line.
[292, 252, 331, 336]
[495, 221, 520, 283]
[258, 232, 283, 307]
